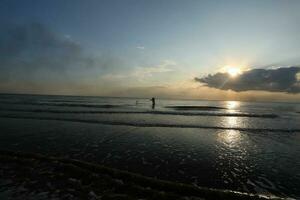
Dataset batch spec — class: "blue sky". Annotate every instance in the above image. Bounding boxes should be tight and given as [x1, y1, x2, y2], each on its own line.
[1, 0, 300, 101]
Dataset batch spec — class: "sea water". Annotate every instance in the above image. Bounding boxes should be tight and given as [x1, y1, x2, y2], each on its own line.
[0, 94, 299, 198]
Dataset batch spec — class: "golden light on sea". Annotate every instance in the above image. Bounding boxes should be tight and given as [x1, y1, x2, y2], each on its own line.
[217, 130, 241, 148]
[226, 101, 239, 110]
[218, 116, 241, 148]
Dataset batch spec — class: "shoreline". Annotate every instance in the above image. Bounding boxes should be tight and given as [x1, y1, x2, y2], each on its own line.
[0, 150, 290, 200]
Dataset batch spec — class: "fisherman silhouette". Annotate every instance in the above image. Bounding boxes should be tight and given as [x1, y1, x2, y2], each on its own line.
[151, 97, 156, 109]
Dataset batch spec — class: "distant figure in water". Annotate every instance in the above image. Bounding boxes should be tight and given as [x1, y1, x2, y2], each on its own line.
[151, 97, 156, 109]
[136, 100, 138, 105]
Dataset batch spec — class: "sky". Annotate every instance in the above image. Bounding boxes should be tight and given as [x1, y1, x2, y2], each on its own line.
[1, 0, 300, 101]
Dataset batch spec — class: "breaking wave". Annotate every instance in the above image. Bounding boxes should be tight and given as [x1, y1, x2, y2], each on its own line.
[0, 108, 279, 118]
[1, 115, 298, 133]
[0, 101, 128, 108]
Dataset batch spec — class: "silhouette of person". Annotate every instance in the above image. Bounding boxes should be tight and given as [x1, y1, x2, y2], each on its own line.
[151, 97, 155, 109]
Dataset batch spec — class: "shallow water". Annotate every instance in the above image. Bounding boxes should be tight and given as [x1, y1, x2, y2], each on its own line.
[0, 94, 299, 198]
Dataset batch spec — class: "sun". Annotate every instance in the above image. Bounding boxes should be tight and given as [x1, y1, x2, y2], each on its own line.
[227, 67, 241, 77]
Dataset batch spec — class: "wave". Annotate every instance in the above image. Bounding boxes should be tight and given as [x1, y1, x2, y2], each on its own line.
[0, 108, 278, 118]
[0, 101, 127, 108]
[40, 99, 90, 103]
[166, 106, 226, 110]
[1, 115, 298, 133]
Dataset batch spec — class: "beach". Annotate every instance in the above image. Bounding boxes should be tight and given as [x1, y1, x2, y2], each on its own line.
[0, 94, 300, 199]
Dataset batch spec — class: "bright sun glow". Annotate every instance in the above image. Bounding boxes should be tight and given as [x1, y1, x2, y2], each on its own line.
[227, 67, 241, 77]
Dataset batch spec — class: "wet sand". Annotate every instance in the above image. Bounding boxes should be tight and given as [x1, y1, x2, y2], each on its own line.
[0, 150, 285, 200]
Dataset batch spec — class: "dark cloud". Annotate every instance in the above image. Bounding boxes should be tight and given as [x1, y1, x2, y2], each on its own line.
[0, 23, 102, 84]
[195, 67, 300, 93]
[0, 22, 127, 95]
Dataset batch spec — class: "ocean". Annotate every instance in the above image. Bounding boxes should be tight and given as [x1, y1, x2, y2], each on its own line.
[0, 94, 299, 198]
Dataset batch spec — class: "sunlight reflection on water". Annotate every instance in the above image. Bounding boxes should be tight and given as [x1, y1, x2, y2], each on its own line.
[226, 101, 239, 110]
[226, 101, 240, 114]
[218, 113, 243, 148]
[217, 130, 241, 148]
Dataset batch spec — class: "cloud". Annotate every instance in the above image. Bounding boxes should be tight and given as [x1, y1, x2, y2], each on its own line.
[136, 46, 145, 50]
[101, 60, 177, 82]
[133, 60, 176, 78]
[0, 22, 126, 94]
[0, 23, 88, 81]
[195, 66, 300, 93]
